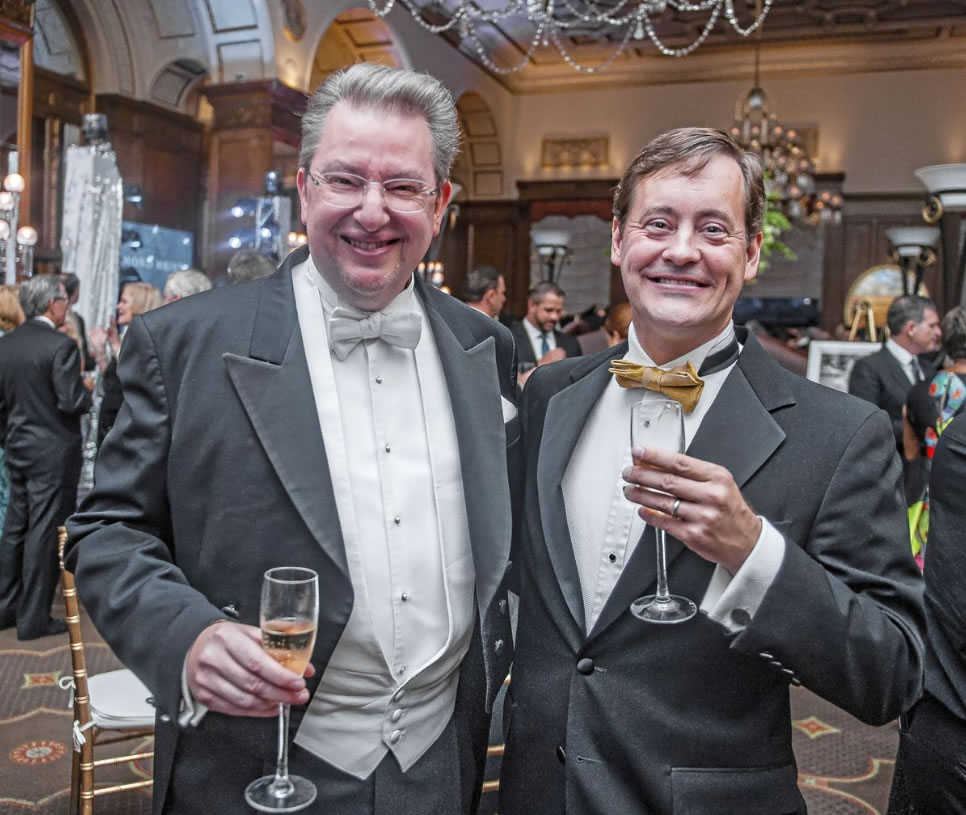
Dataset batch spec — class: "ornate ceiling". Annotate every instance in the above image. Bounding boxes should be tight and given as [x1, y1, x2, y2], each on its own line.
[423, 0, 966, 92]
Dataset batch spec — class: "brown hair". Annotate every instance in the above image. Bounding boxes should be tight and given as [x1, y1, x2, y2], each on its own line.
[0, 284, 24, 332]
[613, 127, 765, 241]
[604, 302, 633, 342]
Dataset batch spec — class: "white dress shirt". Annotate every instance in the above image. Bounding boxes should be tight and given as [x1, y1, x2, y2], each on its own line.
[292, 258, 475, 778]
[522, 317, 556, 359]
[885, 337, 920, 384]
[562, 323, 785, 633]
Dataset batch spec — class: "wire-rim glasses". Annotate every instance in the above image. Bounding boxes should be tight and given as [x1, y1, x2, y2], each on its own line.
[306, 170, 440, 214]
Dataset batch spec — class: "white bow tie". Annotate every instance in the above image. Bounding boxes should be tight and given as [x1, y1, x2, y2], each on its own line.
[328, 305, 422, 361]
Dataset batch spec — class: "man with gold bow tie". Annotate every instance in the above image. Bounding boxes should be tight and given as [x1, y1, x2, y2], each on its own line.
[66, 64, 518, 815]
[500, 128, 925, 815]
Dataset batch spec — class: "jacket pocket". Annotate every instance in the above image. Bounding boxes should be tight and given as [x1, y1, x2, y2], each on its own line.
[671, 763, 803, 815]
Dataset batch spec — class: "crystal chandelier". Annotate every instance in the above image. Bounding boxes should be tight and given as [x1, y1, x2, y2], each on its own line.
[368, 0, 773, 74]
[729, 44, 841, 224]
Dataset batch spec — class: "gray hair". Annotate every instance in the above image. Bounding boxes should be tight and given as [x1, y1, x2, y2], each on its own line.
[299, 63, 460, 183]
[164, 269, 212, 300]
[613, 127, 765, 241]
[227, 248, 276, 284]
[887, 295, 937, 336]
[529, 280, 566, 303]
[463, 266, 502, 302]
[941, 306, 966, 360]
[19, 275, 64, 319]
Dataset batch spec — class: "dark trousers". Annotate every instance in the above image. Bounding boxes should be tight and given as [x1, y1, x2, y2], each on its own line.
[0, 459, 80, 637]
[164, 714, 469, 815]
[892, 693, 966, 815]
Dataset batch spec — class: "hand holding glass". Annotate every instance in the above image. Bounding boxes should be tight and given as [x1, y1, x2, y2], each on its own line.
[628, 399, 697, 624]
[245, 567, 319, 812]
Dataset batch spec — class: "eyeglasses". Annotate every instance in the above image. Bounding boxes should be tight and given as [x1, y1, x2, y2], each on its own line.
[306, 171, 439, 214]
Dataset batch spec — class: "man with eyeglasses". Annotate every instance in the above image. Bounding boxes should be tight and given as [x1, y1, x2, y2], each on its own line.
[66, 63, 518, 815]
[0, 275, 91, 640]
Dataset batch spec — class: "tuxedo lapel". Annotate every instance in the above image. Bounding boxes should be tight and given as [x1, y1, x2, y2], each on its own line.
[420, 284, 511, 617]
[537, 350, 623, 633]
[587, 331, 791, 640]
[224, 252, 349, 580]
[880, 349, 913, 401]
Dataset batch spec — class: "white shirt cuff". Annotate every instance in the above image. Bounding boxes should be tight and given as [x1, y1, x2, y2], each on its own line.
[699, 517, 786, 632]
[178, 658, 208, 727]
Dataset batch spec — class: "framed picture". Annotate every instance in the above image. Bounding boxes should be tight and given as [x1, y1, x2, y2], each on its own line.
[806, 340, 880, 393]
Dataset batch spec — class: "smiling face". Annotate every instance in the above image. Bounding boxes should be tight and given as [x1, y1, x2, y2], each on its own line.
[612, 154, 762, 364]
[296, 102, 452, 312]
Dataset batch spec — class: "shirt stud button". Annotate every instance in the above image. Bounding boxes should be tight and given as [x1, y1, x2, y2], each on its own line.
[385, 443, 391, 453]
[394, 515, 401, 525]
[608, 553, 617, 563]
[375, 376, 383, 384]
[401, 592, 409, 602]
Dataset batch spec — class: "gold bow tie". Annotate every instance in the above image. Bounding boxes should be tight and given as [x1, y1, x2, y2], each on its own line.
[609, 359, 704, 414]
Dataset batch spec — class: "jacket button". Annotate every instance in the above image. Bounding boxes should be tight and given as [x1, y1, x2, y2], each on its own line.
[576, 658, 594, 675]
[221, 603, 238, 619]
[556, 745, 566, 764]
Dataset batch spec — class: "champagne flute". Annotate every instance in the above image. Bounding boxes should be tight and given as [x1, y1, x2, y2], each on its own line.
[245, 567, 319, 812]
[628, 399, 697, 624]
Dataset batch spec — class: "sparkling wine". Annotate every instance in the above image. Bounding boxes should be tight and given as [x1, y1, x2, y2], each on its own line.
[261, 617, 317, 676]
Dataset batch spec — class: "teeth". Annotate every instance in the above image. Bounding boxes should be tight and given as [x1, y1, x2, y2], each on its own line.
[347, 238, 389, 250]
[656, 278, 700, 286]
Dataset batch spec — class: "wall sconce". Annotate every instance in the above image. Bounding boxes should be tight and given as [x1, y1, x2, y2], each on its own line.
[915, 164, 966, 305]
[417, 260, 445, 288]
[531, 229, 572, 283]
[886, 226, 940, 297]
[0, 173, 38, 282]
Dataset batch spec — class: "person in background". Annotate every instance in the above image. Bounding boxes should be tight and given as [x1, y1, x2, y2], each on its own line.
[603, 301, 633, 347]
[164, 268, 213, 303]
[0, 276, 91, 639]
[887, 410, 966, 815]
[849, 294, 942, 453]
[463, 265, 506, 320]
[227, 247, 276, 283]
[60, 273, 94, 371]
[90, 282, 163, 445]
[0, 285, 24, 535]
[902, 305, 966, 565]
[510, 280, 582, 367]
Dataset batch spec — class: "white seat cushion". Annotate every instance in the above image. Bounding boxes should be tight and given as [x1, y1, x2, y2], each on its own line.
[88, 669, 156, 729]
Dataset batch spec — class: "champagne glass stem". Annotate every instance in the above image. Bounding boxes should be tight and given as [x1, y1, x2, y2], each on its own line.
[271, 703, 294, 797]
[654, 529, 671, 604]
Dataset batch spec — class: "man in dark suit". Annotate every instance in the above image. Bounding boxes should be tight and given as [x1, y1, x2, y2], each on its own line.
[511, 281, 582, 368]
[66, 63, 517, 815]
[889, 411, 966, 814]
[500, 128, 925, 815]
[849, 294, 941, 452]
[0, 275, 91, 639]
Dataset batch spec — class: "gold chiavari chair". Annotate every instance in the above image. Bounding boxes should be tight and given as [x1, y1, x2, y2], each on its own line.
[58, 528, 156, 815]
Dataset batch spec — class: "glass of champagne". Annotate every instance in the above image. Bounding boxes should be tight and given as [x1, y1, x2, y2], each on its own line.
[245, 567, 319, 812]
[628, 399, 697, 624]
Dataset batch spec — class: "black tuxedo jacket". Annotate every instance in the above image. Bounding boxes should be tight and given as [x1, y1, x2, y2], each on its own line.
[849, 345, 935, 450]
[0, 319, 91, 472]
[500, 328, 925, 815]
[65, 246, 520, 814]
[510, 320, 582, 365]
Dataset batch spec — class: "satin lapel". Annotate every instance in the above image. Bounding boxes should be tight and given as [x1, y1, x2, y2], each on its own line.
[421, 288, 510, 617]
[224, 255, 348, 579]
[537, 354, 619, 633]
[588, 332, 790, 640]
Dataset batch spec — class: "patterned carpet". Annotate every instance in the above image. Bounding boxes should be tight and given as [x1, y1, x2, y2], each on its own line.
[1, 595, 899, 814]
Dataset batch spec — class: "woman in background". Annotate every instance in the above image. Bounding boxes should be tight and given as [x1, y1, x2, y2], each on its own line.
[0, 285, 25, 532]
[90, 282, 163, 445]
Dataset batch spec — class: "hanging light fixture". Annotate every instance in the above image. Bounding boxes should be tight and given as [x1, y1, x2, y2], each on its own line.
[728, 15, 841, 225]
[368, 0, 773, 74]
